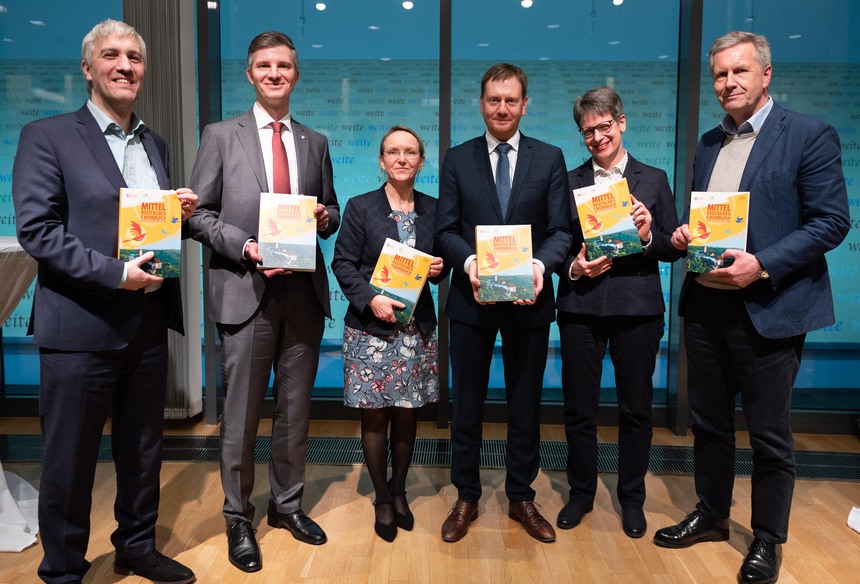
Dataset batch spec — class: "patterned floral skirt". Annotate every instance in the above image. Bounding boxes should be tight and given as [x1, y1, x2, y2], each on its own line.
[342, 322, 440, 409]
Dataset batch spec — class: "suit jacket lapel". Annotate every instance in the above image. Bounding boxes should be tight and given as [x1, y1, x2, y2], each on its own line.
[624, 156, 642, 194]
[740, 106, 785, 190]
[472, 137, 504, 222]
[371, 187, 400, 241]
[507, 136, 533, 220]
[75, 106, 126, 192]
[571, 163, 594, 189]
[292, 119, 310, 195]
[696, 133, 723, 191]
[140, 131, 170, 189]
[413, 192, 433, 251]
[236, 109, 267, 192]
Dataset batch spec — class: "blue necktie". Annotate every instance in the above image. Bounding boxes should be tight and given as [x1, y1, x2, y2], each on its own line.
[495, 143, 512, 216]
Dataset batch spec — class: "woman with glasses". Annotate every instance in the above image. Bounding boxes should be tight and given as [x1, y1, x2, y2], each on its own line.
[555, 86, 682, 538]
[332, 125, 447, 542]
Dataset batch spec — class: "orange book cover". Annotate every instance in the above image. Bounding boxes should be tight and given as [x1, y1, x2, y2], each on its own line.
[474, 224, 534, 302]
[117, 188, 182, 277]
[686, 191, 750, 273]
[257, 193, 317, 271]
[369, 238, 433, 324]
[572, 177, 642, 260]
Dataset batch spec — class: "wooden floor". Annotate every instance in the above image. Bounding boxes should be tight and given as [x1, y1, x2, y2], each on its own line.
[1, 419, 859, 583]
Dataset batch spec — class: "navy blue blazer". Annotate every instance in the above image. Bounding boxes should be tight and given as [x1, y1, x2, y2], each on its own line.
[435, 133, 572, 327]
[557, 155, 682, 317]
[13, 104, 182, 351]
[332, 186, 446, 338]
[679, 102, 850, 339]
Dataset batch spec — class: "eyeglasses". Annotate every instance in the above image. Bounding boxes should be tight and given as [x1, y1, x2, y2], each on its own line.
[580, 119, 617, 139]
[383, 149, 421, 160]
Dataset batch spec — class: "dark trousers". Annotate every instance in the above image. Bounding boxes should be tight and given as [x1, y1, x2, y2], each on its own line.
[685, 282, 802, 544]
[558, 311, 662, 509]
[37, 293, 168, 584]
[449, 318, 549, 503]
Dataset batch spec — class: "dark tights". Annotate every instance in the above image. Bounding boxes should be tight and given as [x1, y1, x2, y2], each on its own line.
[361, 407, 417, 524]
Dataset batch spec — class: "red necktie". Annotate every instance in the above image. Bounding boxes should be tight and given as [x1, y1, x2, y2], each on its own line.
[271, 121, 291, 193]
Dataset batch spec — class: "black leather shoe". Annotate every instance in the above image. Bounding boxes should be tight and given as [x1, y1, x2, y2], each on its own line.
[114, 549, 195, 583]
[653, 510, 729, 548]
[267, 501, 327, 545]
[556, 500, 593, 529]
[373, 500, 397, 542]
[622, 507, 647, 539]
[227, 520, 261, 573]
[738, 538, 781, 584]
[388, 479, 414, 531]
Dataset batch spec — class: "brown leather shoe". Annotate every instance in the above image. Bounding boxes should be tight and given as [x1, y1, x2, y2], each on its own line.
[441, 500, 478, 542]
[508, 500, 556, 543]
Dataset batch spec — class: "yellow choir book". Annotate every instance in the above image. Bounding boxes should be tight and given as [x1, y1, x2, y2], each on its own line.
[117, 188, 182, 277]
[257, 193, 317, 271]
[369, 238, 433, 324]
[686, 191, 750, 273]
[572, 177, 642, 259]
[474, 224, 534, 302]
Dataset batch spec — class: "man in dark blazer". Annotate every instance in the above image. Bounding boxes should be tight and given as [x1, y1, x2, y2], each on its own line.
[187, 31, 339, 573]
[654, 32, 850, 584]
[556, 86, 682, 539]
[435, 63, 572, 544]
[12, 19, 196, 584]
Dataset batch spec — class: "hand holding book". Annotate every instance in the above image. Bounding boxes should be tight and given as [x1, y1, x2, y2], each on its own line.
[629, 194, 652, 242]
[122, 251, 164, 291]
[176, 187, 198, 221]
[569, 243, 612, 280]
[369, 295, 406, 323]
[703, 249, 765, 288]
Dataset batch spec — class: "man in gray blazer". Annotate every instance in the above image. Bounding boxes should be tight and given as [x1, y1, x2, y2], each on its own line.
[187, 31, 339, 573]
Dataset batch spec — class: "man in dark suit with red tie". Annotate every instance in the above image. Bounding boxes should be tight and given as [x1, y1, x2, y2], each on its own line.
[187, 31, 339, 573]
[13, 19, 196, 584]
[435, 63, 572, 543]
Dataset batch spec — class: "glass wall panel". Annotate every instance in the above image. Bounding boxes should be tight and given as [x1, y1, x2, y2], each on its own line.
[218, 1, 441, 397]
[0, 1, 123, 393]
[700, 0, 860, 411]
[451, 0, 681, 403]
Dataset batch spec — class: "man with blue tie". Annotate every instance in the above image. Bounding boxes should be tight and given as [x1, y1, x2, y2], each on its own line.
[435, 63, 572, 543]
[654, 32, 850, 584]
[13, 19, 197, 584]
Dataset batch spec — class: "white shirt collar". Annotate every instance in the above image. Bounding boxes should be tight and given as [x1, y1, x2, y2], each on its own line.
[485, 130, 521, 153]
[253, 102, 292, 130]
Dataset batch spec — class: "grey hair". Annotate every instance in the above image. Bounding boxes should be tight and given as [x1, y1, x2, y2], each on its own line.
[573, 86, 624, 129]
[708, 31, 771, 78]
[81, 19, 146, 66]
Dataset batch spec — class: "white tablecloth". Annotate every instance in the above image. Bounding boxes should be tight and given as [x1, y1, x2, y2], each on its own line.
[0, 236, 38, 323]
[0, 236, 39, 551]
